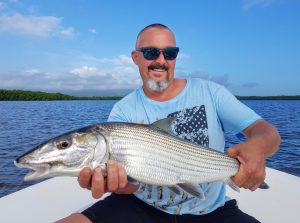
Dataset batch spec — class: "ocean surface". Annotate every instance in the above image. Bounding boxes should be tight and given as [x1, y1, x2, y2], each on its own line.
[0, 100, 299, 198]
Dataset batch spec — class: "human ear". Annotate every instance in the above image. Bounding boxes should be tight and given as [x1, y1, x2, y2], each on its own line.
[131, 51, 139, 65]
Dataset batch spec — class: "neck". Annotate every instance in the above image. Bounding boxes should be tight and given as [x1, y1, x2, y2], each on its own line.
[143, 78, 186, 101]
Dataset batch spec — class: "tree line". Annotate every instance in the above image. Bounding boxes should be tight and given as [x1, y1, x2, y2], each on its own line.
[0, 89, 122, 101]
[0, 89, 299, 101]
[236, 95, 300, 100]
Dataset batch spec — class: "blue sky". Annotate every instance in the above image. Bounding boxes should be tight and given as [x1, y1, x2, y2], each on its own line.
[0, 0, 299, 96]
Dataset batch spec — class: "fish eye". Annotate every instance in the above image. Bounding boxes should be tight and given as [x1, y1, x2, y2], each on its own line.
[57, 140, 71, 150]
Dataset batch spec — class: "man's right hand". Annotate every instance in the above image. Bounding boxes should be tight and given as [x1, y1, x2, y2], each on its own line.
[77, 160, 139, 198]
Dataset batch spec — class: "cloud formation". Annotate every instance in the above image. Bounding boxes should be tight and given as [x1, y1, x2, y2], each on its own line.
[177, 71, 232, 87]
[0, 54, 141, 93]
[88, 28, 97, 34]
[71, 66, 99, 78]
[0, 13, 75, 37]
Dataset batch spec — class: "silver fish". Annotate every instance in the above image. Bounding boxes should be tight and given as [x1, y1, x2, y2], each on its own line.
[15, 117, 268, 199]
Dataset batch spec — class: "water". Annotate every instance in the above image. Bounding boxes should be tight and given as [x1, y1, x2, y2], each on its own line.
[0, 100, 299, 198]
[0, 100, 116, 198]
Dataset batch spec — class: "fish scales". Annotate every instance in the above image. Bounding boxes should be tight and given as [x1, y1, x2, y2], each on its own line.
[100, 123, 238, 185]
[110, 123, 234, 163]
[108, 123, 237, 167]
[107, 122, 236, 166]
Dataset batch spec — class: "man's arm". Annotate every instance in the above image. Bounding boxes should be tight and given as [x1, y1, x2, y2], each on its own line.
[227, 119, 281, 191]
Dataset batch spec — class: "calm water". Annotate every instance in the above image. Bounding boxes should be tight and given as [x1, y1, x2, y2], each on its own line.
[0, 100, 299, 198]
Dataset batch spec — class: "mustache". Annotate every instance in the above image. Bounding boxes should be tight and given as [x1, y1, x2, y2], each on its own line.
[148, 63, 169, 70]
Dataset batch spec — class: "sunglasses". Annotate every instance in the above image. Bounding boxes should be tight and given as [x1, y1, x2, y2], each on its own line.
[136, 47, 179, 60]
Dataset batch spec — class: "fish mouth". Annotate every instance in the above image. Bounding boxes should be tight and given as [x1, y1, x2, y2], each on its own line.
[14, 161, 51, 181]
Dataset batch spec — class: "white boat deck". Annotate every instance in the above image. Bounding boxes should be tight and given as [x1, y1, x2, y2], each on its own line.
[0, 167, 299, 223]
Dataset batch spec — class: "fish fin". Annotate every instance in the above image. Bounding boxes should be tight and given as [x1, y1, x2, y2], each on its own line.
[151, 117, 176, 133]
[259, 181, 269, 189]
[226, 179, 240, 192]
[225, 179, 269, 191]
[127, 176, 139, 185]
[177, 183, 205, 200]
[168, 185, 181, 195]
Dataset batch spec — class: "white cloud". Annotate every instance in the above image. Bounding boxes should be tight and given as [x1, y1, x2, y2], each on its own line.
[177, 52, 190, 59]
[111, 54, 134, 66]
[71, 66, 101, 77]
[68, 54, 139, 90]
[177, 71, 232, 87]
[88, 28, 97, 34]
[242, 0, 274, 10]
[0, 13, 75, 37]
[0, 54, 141, 93]
[60, 27, 75, 37]
[24, 68, 40, 75]
[80, 54, 134, 66]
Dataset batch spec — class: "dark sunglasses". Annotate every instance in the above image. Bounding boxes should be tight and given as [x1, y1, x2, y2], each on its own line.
[136, 47, 179, 60]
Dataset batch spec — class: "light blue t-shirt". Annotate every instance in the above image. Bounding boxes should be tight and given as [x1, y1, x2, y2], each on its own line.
[108, 78, 261, 215]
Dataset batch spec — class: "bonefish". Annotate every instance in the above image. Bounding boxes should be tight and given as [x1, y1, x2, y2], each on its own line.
[15, 117, 268, 199]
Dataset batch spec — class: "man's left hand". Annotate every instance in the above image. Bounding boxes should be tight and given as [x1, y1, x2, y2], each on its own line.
[227, 140, 266, 191]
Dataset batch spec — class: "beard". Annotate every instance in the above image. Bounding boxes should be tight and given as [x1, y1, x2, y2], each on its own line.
[145, 62, 170, 92]
[146, 77, 170, 92]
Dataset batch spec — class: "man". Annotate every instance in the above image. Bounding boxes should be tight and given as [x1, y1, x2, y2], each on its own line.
[57, 23, 280, 223]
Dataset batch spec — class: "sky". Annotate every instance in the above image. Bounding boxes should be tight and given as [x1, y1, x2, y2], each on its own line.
[0, 0, 299, 96]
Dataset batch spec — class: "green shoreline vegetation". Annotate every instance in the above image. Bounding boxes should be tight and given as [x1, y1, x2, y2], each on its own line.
[236, 95, 300, 100]
[0, 89, 122, 101]
[0, 89, 299, 101]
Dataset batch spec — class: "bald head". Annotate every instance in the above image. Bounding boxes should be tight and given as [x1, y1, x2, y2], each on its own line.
[135, 23, 176, 49]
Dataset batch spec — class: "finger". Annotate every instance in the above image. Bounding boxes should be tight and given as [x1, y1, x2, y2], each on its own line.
[234, 168, 262, 189]
[249, 172, 266, 191]
[231, 165, 248, 188]
[91, 167, 105, 198]
[78, 167, 92, 189]
[227, 147, 239, 158]
[242, 181, 256, 190]
[115, 183, 139, 194]
[107, 160, 119, 192]
[117, 163, 128, 189]
[250, 184, 260, 191]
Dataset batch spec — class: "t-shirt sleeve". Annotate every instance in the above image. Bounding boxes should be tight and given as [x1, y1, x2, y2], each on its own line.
[214, 86, 262, 134]
[108, 103, 130, 122]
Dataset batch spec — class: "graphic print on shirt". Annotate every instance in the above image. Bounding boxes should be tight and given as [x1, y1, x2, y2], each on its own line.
[137, 105, 210, 213]
[163, 105, 209, 212]
[168, 105, 209, 147]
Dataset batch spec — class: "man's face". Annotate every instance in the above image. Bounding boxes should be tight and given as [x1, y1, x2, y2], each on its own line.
[131, 28, 177, 92]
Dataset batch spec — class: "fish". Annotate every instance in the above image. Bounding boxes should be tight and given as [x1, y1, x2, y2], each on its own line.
[14, 117, 268, 199]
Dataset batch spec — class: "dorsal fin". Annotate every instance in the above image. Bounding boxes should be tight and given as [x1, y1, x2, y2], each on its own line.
[151, 117, 176, 133]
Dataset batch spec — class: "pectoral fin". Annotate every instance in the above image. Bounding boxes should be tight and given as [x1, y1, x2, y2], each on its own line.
[226, 179, 269, 191]
[259, 181, 269, 189]
[177, 183, 205, 200]
[226, 179, 240, 192]
[127, 176, 139, 185]
[168, 185, 181, 195]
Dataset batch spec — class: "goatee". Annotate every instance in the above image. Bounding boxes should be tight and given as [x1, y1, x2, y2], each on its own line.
[146, 62, 170, 92]
[146, 78, 169, 92]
